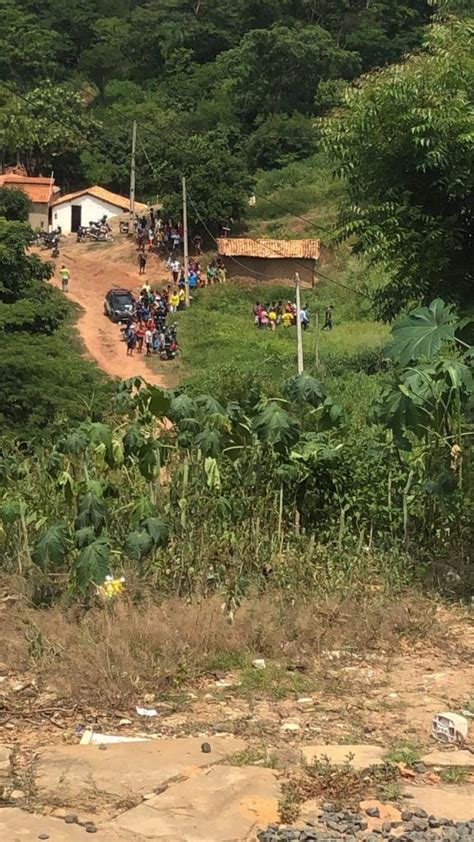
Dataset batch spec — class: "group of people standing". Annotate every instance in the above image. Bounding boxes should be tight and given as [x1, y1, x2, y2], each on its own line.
[253, 300, 310, 331]
[252, 301, 334, 331]
[135, 213, 203, 258]
[123, 282, 179, 357]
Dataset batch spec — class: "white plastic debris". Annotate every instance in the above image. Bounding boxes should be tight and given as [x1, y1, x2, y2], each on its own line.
[135, 706, 158, 717]
[432, 712, 468, 745]
[252, 659, 266, 670]
[80, 728, 149, 745]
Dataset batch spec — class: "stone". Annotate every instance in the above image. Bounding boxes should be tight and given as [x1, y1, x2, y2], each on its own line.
[421, 750, 474, 768]
[113, 765, 280, 841]
[367, 809, 381, 818]
[0, 807, 155, 841]
[360, 801, 402, 833]
[9, 789, 25, 799]
[403, 785, 474, 822]
[64, 814, 79, 824]
[0, 745, 11, 778]
[413, 809, 428, 819]
[201, 742, 211, 753]
[35, 735, 245, 806]
[324, 804, 337, 813]
[303, 745, 385, 771]
[401, 813, 413, 823]
[281, 722, 301, 732]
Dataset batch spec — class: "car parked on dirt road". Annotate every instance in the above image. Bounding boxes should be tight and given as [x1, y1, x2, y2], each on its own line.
[104, 288, 135, 323]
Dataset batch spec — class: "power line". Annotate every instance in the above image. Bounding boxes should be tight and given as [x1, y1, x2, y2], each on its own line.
[256, 195, 333, 234]
[188, 190, 369, 298]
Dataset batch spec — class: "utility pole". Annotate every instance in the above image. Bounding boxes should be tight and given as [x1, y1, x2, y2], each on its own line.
[182, 176, 190, 307]
[295, 272, 304, 374]
[129, 121, 137, 230]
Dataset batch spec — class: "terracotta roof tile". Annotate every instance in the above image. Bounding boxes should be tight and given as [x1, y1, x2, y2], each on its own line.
[51, 185, 147, 211]
[217, 238, 320, 260]
[0, 174, 55, 204]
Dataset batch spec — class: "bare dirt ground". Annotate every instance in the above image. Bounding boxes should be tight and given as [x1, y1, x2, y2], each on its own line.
[48, 232, 170, 386]
[0, 598, 473, 837]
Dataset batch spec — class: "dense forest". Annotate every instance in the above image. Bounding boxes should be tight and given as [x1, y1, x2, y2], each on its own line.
[0, 0, 472, 604]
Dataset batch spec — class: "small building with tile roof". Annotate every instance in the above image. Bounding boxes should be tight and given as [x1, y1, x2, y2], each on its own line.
[0, 171, 59, 230]
[50, 185, 147, 234]
[217, 237, 321, 285]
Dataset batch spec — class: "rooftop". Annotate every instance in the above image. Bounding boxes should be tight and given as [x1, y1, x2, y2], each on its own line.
[51, 185, 147, 212]
[0, 174, 57, 204]
[217, 238, 320, 260]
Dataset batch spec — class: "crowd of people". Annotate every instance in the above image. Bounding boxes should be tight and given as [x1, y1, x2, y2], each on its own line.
[252, 301, 334, 331]
[138, 250, 227, 288]
[122, 282, 181, 358]
[134, 212, 203, 258]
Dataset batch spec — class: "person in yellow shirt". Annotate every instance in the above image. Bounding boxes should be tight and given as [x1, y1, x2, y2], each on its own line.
[282, 310, 293, 327]
[268, 308, 277, 331]
[59, 264, 70, 292]
[169, 289, 180, 313]
[178, 288, 185, 310]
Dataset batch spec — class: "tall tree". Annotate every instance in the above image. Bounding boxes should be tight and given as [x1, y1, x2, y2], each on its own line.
[322, 15, 474, 319]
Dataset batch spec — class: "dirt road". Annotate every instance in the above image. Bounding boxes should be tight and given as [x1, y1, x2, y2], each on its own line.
[50, 236, 169, 386]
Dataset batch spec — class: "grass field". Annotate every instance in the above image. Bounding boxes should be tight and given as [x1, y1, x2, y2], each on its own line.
[146, 277, 389, 419]
[147, 152, 390, 416]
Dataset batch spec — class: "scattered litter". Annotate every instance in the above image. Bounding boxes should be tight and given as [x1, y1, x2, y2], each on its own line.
[136, 706, 158, 717]
[432, 712, 468, 745]
[252, 658, 266, 670]
[118, 718, 132, 726]
[80, 727, 150, 745]
[201, 742, 211, 753]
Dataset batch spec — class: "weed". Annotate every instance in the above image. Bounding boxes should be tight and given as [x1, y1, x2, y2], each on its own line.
[228, 746, 277, 768]
[279, 756, 400, 822]
[382, 781, 403, 800]
[0, 591, 451, 709]
[237, 663, 313, 700]
[384, 741, 421, 768]
[440, 767, 470, 785]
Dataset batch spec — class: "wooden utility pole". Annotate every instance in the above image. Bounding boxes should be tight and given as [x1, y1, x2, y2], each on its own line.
[314, 310, 320, 368]
[182, 176, 190, 307]
[129, 121, 137, 229]
[295, 272, 304, 374]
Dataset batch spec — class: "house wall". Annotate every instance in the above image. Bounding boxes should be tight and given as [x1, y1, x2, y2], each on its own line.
[51, 195, 127, 233]
[223, 256, 315, 285]
[29, 202, 49, 231]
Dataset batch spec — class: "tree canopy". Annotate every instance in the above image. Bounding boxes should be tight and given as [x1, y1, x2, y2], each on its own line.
[0, 0, 434, 220]
[322, 15, 474, 318]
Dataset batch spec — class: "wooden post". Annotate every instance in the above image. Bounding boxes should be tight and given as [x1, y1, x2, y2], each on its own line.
[129, 121, 137, 229]
[295, 272, 304, 374]
[182, 176, 190, 307]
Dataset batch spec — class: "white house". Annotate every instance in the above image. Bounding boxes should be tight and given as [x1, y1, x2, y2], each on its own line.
[50, 185, 147, 234]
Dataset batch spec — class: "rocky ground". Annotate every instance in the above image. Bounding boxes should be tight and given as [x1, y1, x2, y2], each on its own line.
[1, 606, 473, 839]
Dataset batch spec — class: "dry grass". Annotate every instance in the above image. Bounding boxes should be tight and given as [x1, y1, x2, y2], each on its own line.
[0, 589, 450, 707]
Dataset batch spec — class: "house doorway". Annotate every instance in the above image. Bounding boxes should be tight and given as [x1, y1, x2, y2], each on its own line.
[71, 205, 82, 232]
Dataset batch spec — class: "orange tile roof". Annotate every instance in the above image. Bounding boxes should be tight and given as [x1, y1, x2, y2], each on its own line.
[51, 185, 147, 212]
[217, 238, 320, 260]
[0, 174, 55, 204]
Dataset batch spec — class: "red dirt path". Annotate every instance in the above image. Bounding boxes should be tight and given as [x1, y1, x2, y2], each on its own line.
[49, 236, 169, 386]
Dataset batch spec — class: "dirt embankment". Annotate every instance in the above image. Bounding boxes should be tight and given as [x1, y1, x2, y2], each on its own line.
[49, 234, 170, 386]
